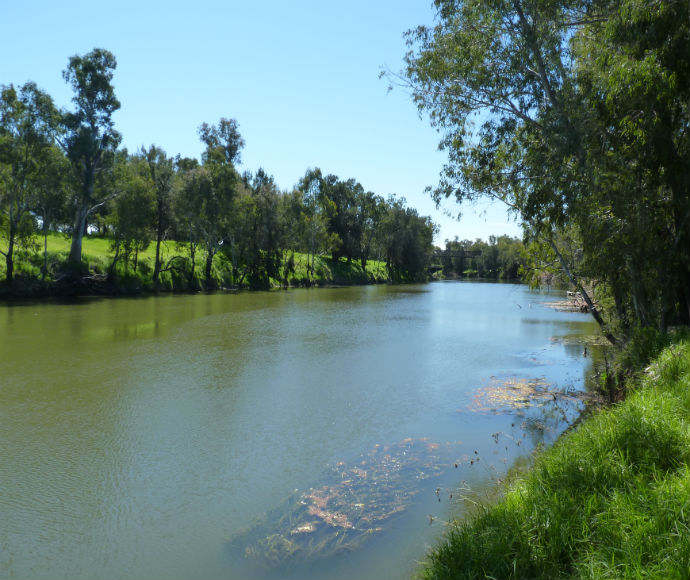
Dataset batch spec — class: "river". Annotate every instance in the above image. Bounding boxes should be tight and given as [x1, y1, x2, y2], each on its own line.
[0, 281, 600, 579]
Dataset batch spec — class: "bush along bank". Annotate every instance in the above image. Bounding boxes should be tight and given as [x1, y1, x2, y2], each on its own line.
[0, 237, 394, 299]
[421, 334, 690, 580]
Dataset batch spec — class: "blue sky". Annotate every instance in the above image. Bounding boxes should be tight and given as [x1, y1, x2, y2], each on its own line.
[2, 0, 521, 244]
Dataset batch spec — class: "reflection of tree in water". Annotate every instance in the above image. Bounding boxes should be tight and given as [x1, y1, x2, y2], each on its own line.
[226, 438, 457, 572]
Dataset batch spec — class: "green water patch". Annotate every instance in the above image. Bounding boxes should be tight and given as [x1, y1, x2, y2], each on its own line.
[225, 438, 461, 572]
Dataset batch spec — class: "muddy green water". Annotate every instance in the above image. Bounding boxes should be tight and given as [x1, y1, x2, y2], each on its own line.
[0, 282, 600, 579]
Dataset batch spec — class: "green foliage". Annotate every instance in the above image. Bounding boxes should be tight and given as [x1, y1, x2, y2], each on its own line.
[617, 328, 681, 376]
[0, 81, 61, 283]
[290, 169, 436, 279]
[0, 230, 391, 295]
[1, 49, 442, 296]
[61, 48, 121, 267]
[380, 196, 437, 281]
[107, 154, 156, 275]
[421, 338, 690, 580]
[440, 235, 525, 280]
[400, 0, 690, 338]
[198, 117, 244, 165]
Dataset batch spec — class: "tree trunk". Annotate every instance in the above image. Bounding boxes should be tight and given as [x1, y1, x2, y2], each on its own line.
[5, 236, 14, 284]
[69, 204, 89, 268]
[310, 228, 316, 280]
[628, 257, 649, 327]
[108, 240, 121, 279]
[205, 249, 215, 290]
[42, 227, 49, 279]
[153, 237, 161, 290]
[188, 231, 196, 288]
[546, 236, 618, 344]
[4, 206, 17, 284]
[69, 168, 95, 268]
[153, 201, 165, 290]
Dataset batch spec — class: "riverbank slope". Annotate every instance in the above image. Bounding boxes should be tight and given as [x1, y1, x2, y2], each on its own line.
[421, 336, 690, 579]
[0, 233, 391, 298]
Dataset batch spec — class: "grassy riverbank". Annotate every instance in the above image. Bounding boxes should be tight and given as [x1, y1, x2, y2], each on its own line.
[421, 335, 690, 579]
[0, 232, 390, 297]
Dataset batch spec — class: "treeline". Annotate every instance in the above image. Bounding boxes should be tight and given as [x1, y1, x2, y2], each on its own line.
[436, 235, 525, 279]
[0, 49, 437, 293]
[402, 0, 690, 341]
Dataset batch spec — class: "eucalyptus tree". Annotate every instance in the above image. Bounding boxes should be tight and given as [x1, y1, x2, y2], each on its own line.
[0, 82, 61, 284]
[174, 165, 212, 289]
[174, 158, 236, 290]
[195, 118, 243, 289]
[572, 0, 690, 329]
[223, 178, 254, 287]
[295, 168, 339, 276]
[33, 145, 70, 278]
[198, 117, 245, 165]
[61, 48, 121, 269]
[144, 145, 175, 290]
[239, 168, 283, 289]
[317, 175, 364, 263]
[276, 188, 302, 284]
[400, 0, 620, 339]
[380, 196, 436, 281]
[108, 155, 156, 276]
[356, 189, 385, 269]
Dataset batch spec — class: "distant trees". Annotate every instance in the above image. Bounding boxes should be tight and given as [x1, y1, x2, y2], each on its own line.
[287, 170, 436, 281]
[440, 236, 525, 280]
[144, 145, 174, 290]
[0, 48, 441, 292]
[232, 169, 283, 289]
[196, 118, 242, 289]
[107, 153, 155, 276]
[381, 197, 437, 280]
[293, 168, 340, 277]
[0, 82, 61, 283]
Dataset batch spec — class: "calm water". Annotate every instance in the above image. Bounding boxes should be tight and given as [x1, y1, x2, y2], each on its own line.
[0, 282, 600, 579]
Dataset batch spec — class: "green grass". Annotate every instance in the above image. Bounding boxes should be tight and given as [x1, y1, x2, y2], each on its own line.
[1, 232, 390, 293]
[283, 252, 388, 286]
[421, 337, 690, 580]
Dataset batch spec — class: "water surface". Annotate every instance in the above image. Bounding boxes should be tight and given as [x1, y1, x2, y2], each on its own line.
[0, 282, 600, 579]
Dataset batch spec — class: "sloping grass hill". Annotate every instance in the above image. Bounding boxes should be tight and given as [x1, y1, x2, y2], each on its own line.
[1, 232, 389, 296]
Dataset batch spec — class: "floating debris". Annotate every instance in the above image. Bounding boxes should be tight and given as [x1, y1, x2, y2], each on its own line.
[226, 438, 455, 571]
[551, 334, 612, 347]
[542, 299, 590, 313]
[468, 376, 598, 415]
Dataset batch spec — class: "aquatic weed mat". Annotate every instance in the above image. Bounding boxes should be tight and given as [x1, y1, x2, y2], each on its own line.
[467, 375, 601, 416]
[225, 438, 459, 572]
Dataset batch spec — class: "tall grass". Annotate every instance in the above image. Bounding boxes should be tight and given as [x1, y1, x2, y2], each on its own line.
[421, 338, 690, 580]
